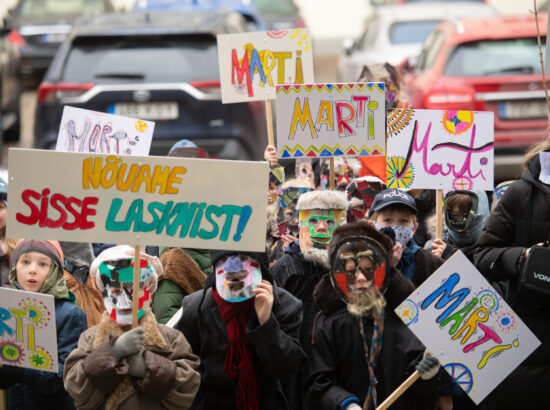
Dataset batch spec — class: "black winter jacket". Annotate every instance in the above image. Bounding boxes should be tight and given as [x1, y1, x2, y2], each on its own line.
[473, 154, 550, 409]
[305, 274, 441, 410]
[176, 279, 306, 410]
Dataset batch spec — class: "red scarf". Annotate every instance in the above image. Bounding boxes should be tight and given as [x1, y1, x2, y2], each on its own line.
[212, 288, 258, 410]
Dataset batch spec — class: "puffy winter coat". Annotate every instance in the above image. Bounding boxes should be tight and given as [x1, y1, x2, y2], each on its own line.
[473, 153, 550, 409]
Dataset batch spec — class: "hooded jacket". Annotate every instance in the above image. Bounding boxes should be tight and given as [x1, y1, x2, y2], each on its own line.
[176, 254, 306, 410]
[473, 153, 550, 409]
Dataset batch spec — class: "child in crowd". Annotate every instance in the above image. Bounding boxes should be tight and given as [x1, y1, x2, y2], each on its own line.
[0, 239, 88, 410]
[177, 249, 305, 409]
[368, 189, 443, 287]
[64, 245, 200, 409]
[425, 190, 490, 262]
[306, 221, 448, 410]
[345, 176, 386, 223]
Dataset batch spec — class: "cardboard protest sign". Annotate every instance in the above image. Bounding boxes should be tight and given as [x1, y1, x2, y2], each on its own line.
[395, 251, 540, 404]
[275, 83, 386, 158]
[55, 106, 154, 156]
[386, 109, 494, 191]
[0, 288, 58, 373]
[217, 29, 314, 103]
[7, 149, 268, 252]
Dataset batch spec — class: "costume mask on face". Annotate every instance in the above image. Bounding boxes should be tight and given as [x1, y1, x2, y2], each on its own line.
[330, 238, 389, 317]
[99, 258, 155, 326]
[373, 221, 414, 247]
[295, 158, 315, 187]
[346, 178, 386, 222]
[268, 165, 285, 205]
[299, 208, 343, 250]
[277, 186, 313, 236]
[215, 255, 262, 302]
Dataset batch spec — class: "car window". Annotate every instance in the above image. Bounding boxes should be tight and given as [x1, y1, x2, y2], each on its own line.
[61, 35, 220, 83]
[17, 0, 110, 17]
[444, 38, 545, 76]
[390, 21, 440, 45]
[358, 17, 380, 51]
[416, 30, 446, 71]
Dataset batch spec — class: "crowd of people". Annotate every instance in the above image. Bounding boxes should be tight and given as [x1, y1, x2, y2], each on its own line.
[0, 63, 549, 410]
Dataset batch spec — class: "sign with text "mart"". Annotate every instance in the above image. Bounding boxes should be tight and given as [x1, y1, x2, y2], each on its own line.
[275, 83, 386, 158]
[217, 29, 314, 103]
[395, 251, 540, 404]
[7, 149, 268, 252]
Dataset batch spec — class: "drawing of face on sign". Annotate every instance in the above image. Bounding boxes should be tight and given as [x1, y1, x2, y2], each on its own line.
[276, 186, 313, 236]
[295, 158, 315, 187]
[329, 222, 391, 317]
[215, 254, 262, 302]
[98, 257, 157, 326]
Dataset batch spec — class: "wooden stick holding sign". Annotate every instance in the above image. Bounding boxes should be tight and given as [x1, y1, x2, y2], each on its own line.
[374, 371, 421, 410]
[132, 244, 141, 329]
[329, 157, 335, 189]
[436, 190, 443, 239]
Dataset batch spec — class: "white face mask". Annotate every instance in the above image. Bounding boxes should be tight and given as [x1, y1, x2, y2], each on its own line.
[215, 255, 262, 303]
[540, 152, 550, 185]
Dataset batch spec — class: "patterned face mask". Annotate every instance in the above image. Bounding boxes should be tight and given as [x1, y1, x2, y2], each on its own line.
[373, 221, 414, 246]
[215, 255, 262, 303]
[299, 208, 343, 250]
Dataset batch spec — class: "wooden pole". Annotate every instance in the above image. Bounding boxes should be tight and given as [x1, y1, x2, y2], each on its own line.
[0, 388, 5, 410]
[436, 189, 443, 239]
[533, 0, 550, 129]
[132, 245, 141, 329]
[265, 99, 275, 147]
[329, 157, 335, 189]
[375, 370, 421, 410]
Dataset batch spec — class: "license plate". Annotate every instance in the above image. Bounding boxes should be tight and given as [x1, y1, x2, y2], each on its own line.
[41, 33, 68, 43]
[499, 100, 548, 120]
[110, 102, 179, 120]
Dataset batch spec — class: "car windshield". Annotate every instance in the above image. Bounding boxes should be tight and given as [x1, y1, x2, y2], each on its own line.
[390, 21, 440, 44]
[444, 38, 544, 76]
[61, 35, 219, 83]
[18, 0, 109, 17]
[255, 0, 296, 14]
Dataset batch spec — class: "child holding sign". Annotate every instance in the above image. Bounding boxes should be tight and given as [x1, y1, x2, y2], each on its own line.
[0, 239, 88, 410]
[63, 245, 201, 409]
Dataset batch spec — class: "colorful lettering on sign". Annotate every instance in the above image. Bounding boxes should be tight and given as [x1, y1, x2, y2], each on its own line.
[421, 274, 519, 370]
[288, 96, 377, 139]
[105, 199, 253, 243]
[231, 45, 304, 98]
[82, 156, 187, 194]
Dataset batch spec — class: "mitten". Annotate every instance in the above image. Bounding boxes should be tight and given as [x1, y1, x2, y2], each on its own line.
[416, 350, 440, 380]
[112, 327, 145, 360]
[127, 351, 147, 378]
[345, 404, 362, 410]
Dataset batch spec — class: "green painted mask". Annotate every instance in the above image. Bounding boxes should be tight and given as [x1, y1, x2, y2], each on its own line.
[299, 209, 343, 249]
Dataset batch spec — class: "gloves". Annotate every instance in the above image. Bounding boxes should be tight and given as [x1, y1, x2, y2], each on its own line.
[127, 352, 147, 378]
[416, 350, 440, 380]
[112, 327, 145, 360]
[345, 404, 362, 410]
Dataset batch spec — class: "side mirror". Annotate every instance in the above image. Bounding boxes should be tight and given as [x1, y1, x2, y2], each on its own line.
[342, 38, 355, 56]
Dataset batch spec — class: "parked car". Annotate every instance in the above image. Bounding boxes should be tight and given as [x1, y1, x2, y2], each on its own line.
[34, 10, 267, 161]
[7, 0, 115, 82]
[337, 2, 498, 82]
[0, 16, 21, 142]
[254, 0, 305, 30]
[132, 0, 266, 31]
[402, 14, 549, 181]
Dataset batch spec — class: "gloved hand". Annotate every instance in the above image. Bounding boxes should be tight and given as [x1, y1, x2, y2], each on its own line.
[112, 327, 145, 360]
[127, 351, 147, 378]
[416, 350, 440, 380]
[345, 404, 362, 410]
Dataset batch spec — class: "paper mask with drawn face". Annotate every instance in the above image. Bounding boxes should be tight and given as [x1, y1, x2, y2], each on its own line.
[215, 254, 263, 302]
[99, 258, 155, 326]
[298, 208, 343, 250]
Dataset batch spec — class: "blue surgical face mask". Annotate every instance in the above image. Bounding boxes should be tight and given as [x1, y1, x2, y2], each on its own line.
[373, 221, 414, 246]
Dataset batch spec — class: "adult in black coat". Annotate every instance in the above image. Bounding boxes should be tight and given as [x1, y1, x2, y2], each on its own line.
[176, 249, 306, 410]
[473, 146, 550, 409]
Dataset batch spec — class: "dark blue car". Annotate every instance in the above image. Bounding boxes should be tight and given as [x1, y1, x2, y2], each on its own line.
[34, 10, 268, 160]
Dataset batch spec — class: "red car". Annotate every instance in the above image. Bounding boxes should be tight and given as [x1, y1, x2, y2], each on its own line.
[402, 14, 549, 181]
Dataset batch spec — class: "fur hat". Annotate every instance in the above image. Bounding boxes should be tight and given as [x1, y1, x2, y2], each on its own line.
[329, 221, 393, 263]
[91, 245, 163, 293]
[296, 190, 348, 211]
[11, 239, 64, 269]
